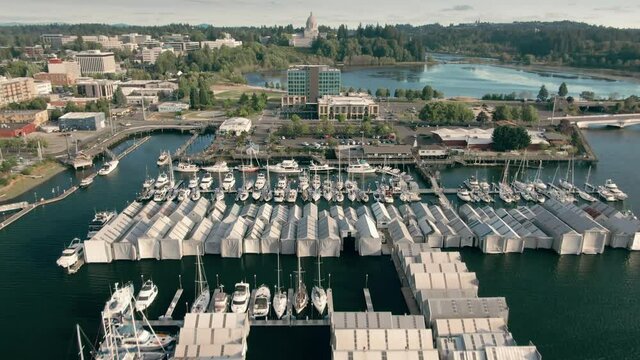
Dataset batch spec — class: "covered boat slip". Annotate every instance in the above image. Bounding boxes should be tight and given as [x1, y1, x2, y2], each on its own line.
[542, 198, 608, 253]
[355, 215, 382, 256]
[173, 313, 249, 360]
[296, 215, 318, 257]
[448, 346, 542, 360]
[331, 311, 426, 330]
[433, 318, 508, 338]
[436, 332, 516, 359]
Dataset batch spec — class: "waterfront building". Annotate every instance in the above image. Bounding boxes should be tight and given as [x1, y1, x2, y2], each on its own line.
[125, 95, 159, 106]
[218, 117, 252, 135]
[363, 145, 413, 161]
[173, 313, 249, 359]
[290, 12, 320, 48]
[0, 122, 38, 137]
[0, 77, 37, 108]
[418, 145, 448, 159]
[432, 127, 548, 150]
[75, 50, 117, 75]
[200, 33, 243, 49]
[317, 94, 379, 120]
[58, 112, 106, 131]
[157, 102, 190, 113]
[76, 79, 116, 99]
[141, 47, 174, 64]
[282, 65, 341, 107]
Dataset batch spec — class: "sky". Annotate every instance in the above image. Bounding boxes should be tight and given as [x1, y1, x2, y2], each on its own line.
[1, 0, 640, 28]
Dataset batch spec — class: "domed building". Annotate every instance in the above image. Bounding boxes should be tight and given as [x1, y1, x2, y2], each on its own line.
[290, 12, 322, 48]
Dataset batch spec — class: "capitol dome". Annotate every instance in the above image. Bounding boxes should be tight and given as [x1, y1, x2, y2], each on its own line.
[306, 12, 318, 30]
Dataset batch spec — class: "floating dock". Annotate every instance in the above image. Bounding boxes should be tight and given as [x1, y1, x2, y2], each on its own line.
[363, 288, 374, 312]
[163, 288, 184, 319]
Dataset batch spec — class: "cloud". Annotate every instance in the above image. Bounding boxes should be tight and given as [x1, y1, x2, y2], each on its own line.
[442, 5, 473, 11]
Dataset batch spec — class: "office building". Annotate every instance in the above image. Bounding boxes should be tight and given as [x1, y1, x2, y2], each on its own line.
[157, 102, 190, 113]
[47, 59, 82, 79]
[119, 33, 151, 45]
[317, 94, 379, 120]
[58, 112, 106, 131]
[23, 46, 44, 58]
[163, 41, 200, 54]
[142, 47, 174, 64]
[34, 80, 52, 95]
[76, 79, 116, 99]
[219, 117, 252, 135]
[81, 35, 123, 50]
[75, 50, 117, 75]
[0, 77, 37, 108]
[200, 33, 243, 49]
[34, 72, 75, 86]
[41, 34, 77, 48]
[283, 65, 341, 106]
[0, 109, 49, 126]
[125, 95, 159, 106]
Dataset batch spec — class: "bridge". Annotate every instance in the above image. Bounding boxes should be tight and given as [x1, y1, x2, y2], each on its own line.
[549, 113, 640, 129]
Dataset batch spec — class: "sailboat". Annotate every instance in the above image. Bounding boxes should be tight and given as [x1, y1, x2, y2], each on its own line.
[190, 247, 210, 313]
[272, 248, 287, 319]
[559, 158, 575, 191]
[311, 252, 327, 316]
[335, 152, 344, 191]
[577, 166, 596, 202]
[294, 256, 308, 315]
[213, 275, 229, 313]
[533, 160, 547, 192]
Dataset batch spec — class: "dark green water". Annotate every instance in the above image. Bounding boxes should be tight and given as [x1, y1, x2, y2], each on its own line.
[1, 128, 640, 359]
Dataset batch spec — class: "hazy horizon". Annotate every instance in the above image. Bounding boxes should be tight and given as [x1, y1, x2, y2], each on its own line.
[1, 0, 640, 29]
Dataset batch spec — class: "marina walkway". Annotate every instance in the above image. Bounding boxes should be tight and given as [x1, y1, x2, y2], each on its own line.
[363, 288, 374, 311]
[0, 186, 79, 231]
[164, 288, 184, 319]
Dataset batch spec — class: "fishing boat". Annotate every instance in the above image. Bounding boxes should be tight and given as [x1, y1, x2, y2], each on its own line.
[267, 159, 303, 174]
[346, 159, 376, 174]
[79, 175, 95, 188]
[135, 278, 158, 312]
[311, 254, 327, 316]
[213, 285, 229, 313]
[56, 238, 84, 270]
[156, 151, 170, 166]
[202, 161, 230, 173]
[309, 161, 336, 172]
[155, 172, 169, 189]
[87, 211, 117, 238]
[187, 175, 199, 189]
[604, 179, 628, 200]
[103, 282, 134, 319]
[199, 172, 213, 190]
[190, 249, 210, 313]
[254, 173, 267, 190]
[231, 282, 250, 313]
[174, 162, 199, 173]
[273, 249, 287, 319]
[221, 172, 236, 191]
[252, 285, 271, 319]
[294, 256, 308, 315]
[97, 159, 119, 176]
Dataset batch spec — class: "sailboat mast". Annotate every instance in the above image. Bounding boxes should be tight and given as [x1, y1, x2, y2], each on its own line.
[277, 247, 282, 291]
[129, 297, 142, 358]
[76, 324, 85, 360]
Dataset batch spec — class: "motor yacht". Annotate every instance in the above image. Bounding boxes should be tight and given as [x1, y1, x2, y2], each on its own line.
[286, 186, 298, 203]
[187, 175, 199, 189]
[221, 172, 236, 191]
[604, 179, 628, 200]
[346, 160, 376, 174]
[252, 285, 271, 318]
[309, 161, 336, 172]
[155, 172, 169, 189]
[231, 282, 250, 313]
[135, 279, 158, 312]
[56, 238, 84, 270]
[213, 286, 229, 313]
[598, 186, 617, 202]
[87, 211, 117, 238]
[157, 151, 170, 166]
[153, 187, 168, 202]
[175, 162, 199, 173]
[103, 282, 134, 319]
[177, 188, 191, 202]
[273, 187, 285, 203]
[311, 174, 321, 190]
[298, 172, 310, 191]
[80, 175, 95, 188]
[267, 159, 303, 174]
[110, 324, 174, 353]
[254, 173, 267, 190]
[202, 161, 230, 173]
[199, 172, 213, 190]
[98, 160, 119, 176]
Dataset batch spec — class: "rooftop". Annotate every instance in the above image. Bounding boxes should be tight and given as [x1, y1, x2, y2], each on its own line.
[318, 94, 377, 106]
[59, 112, 104, 119]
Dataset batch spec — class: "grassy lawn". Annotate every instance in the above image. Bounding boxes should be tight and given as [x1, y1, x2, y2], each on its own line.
[0, 161, 66, 201]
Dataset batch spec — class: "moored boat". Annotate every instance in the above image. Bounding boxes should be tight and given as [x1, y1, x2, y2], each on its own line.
[135, 279, 158, 312]
[56, 238, 84, 270]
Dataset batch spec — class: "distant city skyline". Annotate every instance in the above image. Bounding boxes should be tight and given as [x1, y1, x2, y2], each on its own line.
[2, 0, 640, 29]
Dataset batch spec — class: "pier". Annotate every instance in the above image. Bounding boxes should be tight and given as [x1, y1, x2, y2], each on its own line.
[174, 131, 200, 158]
[0, 186, 79, 231]
[363, 288, 374, 311]
[0, 201, 29, 213]
[164, 288, 184, 319]
[116, 136, 150, 161]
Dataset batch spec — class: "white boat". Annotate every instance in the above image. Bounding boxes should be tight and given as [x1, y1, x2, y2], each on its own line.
[103, 282, 134, 319]
[213, 285, 229, 313]
[142, 177, 155, 189]
[533, 179, 547, 192]
[309, 161, 336, 172]
[273, 187, 285, 203]
[263, 187, 273, 202]
[346, 160, 376, 174]
[559, 178, 574, 191]
[597, 186, 617, 202]
[286, 186, 298, 203]
[214, 188, 225, 202]
[464, 176, 481, 191]
[294, 257, 308, 315]
[202, 161, 230, 173]
[177, 188, 191, 202]
[199, 172, 213, 190]
[311, 188, 322, 202]
[311, 174, 321, 190]
[311, 255, 327, 315]
[577, 189, 596, 202]
[347, 189, 357, 202]
[98, 160, 119, 176]
[298, 172, 310, 191]
[243, 179, 255, 191]
[267, 159, 303, 174]
[187, 175, 199, 189]
[383, 188, 394, 203]
[358, 190, 369, 203]
[334, 190, 344, 202]
[273, 250, 287, 319]
[190, 189, 202, 201]
[155, 172, 169, 189]
[175, 162, 199, 173]
[237, 188, 249, 202]
[166, 187, 178, 202]
[110, 324, 174, 353]
[56, 238, 84, 269]
[378, 165, 402, 177]
[605, 179, 628, 200]
[276, 175, 287, 189]
[153, 187, 168, 202]
[252, 188, 263, 201]
[231, 282, 250, 313]
[221, 172, 236, 191]
[252, 285, 271, 318]
[323, 187, 333, 202]
[254, 173, 267, 190]
[335, 178, 344, 191]
[87, 211, 117, 238]
[191, 249, 210, 313]
[156, 151, 170, 166]
[79, 175, 95, 188]
[135, 279, 158, 312]
[236, 164, 260, 173]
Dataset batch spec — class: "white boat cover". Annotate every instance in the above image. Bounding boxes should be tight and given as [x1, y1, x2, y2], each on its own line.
[114, 219, 150, 260]
[296, 215, 318, 257]
[205, 214, 237, 254]
[411, 202, 436, 223]
[209, 200, 227, 222]
[344, 207, 358, 225]
[318, 215, 341, 257]
[270, 205, 289, 224]
[221, 216, 250, 258]
[371, 202, 391, 229]
[255, 203, 273, 223]
[244, 218, 267, 254]
[356, 205, 372, 219]
[332, 328, 434, 351]
[387, 218, 414, 245]
[355, 215, 382, 256]
[187, 197, 210, 223]
[122, 201, 143, 218]
[386, 204, 401, 220]
[280, 220, 297, 254]
[303, 202, 318, 219]
[260, 222, 282, 254]
[239, 203, 259, 219]
[406, 219, 424, 243]
[161, 217, 195, 260]
[84, 212, 135, 263]
[184, 218, 214, 256]
[330, 205, 345, 219]
[336, 216, 356, 240]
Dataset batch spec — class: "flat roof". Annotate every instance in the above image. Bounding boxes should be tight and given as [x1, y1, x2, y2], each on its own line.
[363, 145, 413, 155]
[59, 112, 104, 119]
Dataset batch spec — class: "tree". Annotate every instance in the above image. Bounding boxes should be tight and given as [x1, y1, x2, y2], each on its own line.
[492, 125, 531, 151]
[189, 87, 199, 110]
[580, 91, 595, 101]
[112, 87, 127, 107]
[418, 102, 475, 123]
[422, 85, 434, 100]
[537, 85, 549, 101]
[493, 105, 512, 121]
[520, 105, 539, 122]
[476, 111, 490, 123]
[558, 82, 568, 97]
[337, 113, 347, 122]
[394, 89, 405, 99]
[375, 88, 388, 98]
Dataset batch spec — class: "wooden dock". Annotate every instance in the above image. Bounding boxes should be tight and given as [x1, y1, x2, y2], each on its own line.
[163, 288, 184, 319]
[247, 289, 257, 318]
[250, 318, 330, 326]
[0, 201, 29, 213]
[174, 132, 200, 158]
[116, 136, 150, 161]
[0, 186, 79, 231]
[326, 288, 334, 314]
[363, 288, 374, 312]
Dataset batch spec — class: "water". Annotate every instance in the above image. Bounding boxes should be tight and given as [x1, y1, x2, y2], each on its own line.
[246, 63, 640, 99]
[2, 129, 640, 359]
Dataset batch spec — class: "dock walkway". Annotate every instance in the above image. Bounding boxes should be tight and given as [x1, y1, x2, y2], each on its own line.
[0, 186, 79, 231]
[164, 288, 184, 319]
[363, 288, 374, 312]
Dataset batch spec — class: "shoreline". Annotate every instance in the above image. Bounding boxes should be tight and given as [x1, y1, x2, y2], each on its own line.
[0, 161, 67, 203]
[493, 62, 640, 84]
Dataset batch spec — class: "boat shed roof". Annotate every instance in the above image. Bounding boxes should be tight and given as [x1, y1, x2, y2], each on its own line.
[386, 204, 401, 220]
[330, 205, 345, 219]
[270, 204, 289, 224]
[425, 297, 509, 323]
[239, 203, 259, 219]
[318, 215, 340, 240]
[304, 202, 318, 219]
[387, 218, 413, 244]
[411, 202, 435, 222]
[355, 215, 380, 239]
[189, 218, 214, 243]
[255, 203, 273, 223]
[297, 215, 317, 240]
[433, 318, 508, 338]
[280, 220, 297, 241]
[357, 205, 373, 219]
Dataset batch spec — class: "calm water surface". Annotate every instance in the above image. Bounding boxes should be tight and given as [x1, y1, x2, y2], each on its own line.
[2, 128, 640, 359]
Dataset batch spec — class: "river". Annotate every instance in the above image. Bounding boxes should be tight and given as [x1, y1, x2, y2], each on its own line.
[245, 62, 640, 99]
[1, 127, 640, 359]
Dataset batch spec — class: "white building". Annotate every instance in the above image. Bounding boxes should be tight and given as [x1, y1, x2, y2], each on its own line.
[142, 47, 174, 64]
[200, 33, 243, 49]
[317, 94, 379, 120]
[126, 95, 159, 106]
[75, 50, 117, 75]
[219, 117, 252, 135]
[47, 59, 82, 78]
[33, 80, 52, 95]
[290, 12, 320, 48]
[157, 102, 190, 113]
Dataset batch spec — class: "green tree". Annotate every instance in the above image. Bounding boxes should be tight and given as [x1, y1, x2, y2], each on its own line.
[422, 85, 434, 100]
[337, 113, 347, 122]
[580, 91, 595, 101]
[558, 82, 568, 97]
[493, 105, 512, 121]
[476, 111, 490, 123]
[492, 125, 531, 151]
[520, 105, 539, 122]
[418, 102, 475, 123]
[394, 89, 405, 99]
[537, 85, 549, 101]
[112, 87, 127, 107]
[189, 87, 199, 110]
